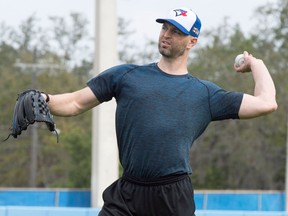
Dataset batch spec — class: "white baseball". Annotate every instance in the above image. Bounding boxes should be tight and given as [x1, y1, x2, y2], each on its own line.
[235, 54, 245, 66]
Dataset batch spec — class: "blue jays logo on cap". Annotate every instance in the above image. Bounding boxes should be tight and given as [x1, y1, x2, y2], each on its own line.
[156, 7, 202, 38]
[174, 9, 188, 17]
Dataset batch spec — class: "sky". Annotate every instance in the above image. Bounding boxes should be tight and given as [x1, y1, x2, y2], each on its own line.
[0, 0, 276, 47]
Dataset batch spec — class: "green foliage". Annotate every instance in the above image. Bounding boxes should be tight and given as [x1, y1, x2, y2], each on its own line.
[188, 0, 288, 190]
[0, 13, 93, 188]
[0, 0, 287, 191]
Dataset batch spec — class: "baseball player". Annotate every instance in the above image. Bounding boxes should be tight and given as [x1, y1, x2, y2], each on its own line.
[8, 7, 277, 216]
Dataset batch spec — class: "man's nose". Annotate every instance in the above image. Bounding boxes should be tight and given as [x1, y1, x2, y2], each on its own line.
[163, 29, 172, 37]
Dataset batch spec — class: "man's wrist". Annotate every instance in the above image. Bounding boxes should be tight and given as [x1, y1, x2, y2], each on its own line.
[41, 92, 50, 103]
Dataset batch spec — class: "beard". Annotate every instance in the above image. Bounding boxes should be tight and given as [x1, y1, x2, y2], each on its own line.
[158, 40, 186, 59]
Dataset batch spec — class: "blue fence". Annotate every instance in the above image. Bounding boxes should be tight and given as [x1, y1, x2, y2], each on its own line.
[195, 190, 285, 211]
[196, 210, 288, 216]
[0, 189, 90, 207]
[0, 208, 287, 216]
[0, 206, 100, 216]
[0, 189, 286, 214]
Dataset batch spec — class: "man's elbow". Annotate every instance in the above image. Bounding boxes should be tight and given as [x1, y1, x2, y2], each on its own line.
[264, 101, 278, 114]
[270, 101, 278, 112]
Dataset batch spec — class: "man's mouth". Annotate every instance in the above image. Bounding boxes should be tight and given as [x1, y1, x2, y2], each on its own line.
[161, 40, 171, 47]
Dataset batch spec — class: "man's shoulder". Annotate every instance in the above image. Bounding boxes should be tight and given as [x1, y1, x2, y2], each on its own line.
[103, 63, 154, 76]
[114, 62, 155, 70]
[192, 77, 220, 89]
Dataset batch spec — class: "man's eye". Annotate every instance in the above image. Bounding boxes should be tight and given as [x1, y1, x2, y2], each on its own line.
[162, 25, 167, 30]
[173, 29, 181, 35]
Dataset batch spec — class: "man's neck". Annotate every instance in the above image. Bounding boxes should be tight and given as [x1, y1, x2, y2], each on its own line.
[157, 57, 188, 75]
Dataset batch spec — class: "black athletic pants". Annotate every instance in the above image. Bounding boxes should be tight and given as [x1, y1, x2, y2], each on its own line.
[98, 173, 196, 216]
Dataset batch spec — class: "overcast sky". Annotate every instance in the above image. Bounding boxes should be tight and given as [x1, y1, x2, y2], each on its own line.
[0, 0, 276, 46]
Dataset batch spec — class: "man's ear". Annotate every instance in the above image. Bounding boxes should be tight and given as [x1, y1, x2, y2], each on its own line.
[187, 37, 198, 48]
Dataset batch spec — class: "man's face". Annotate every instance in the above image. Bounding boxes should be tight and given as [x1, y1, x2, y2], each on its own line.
[158, 22, 192, 59]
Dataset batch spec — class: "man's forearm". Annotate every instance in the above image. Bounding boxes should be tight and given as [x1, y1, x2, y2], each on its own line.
[42, 87, 101, 117]
[251, 59, 277, 105]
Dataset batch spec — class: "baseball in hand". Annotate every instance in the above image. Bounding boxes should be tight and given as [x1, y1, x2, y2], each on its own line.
[235, 54, 245, 67]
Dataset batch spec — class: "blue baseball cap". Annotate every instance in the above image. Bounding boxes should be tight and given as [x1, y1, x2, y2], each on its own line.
[156, 8, 201, 38]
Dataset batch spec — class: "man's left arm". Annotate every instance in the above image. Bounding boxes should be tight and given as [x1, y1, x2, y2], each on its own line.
[235, 51, 277, 119]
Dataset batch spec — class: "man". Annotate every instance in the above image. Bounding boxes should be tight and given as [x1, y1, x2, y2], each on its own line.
[43, 8, 277, 216]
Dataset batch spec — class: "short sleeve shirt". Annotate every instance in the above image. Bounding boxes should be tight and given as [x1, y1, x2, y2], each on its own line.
[87, 63, 243, 178]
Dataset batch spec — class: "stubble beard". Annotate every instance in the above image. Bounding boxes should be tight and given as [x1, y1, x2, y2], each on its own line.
[158, 41, 186, 59]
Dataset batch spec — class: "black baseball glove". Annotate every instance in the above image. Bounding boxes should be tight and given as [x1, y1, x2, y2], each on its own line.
[3, 89, 58, 142]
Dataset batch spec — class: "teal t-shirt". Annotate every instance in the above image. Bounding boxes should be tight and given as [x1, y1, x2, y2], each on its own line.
[87, 63, 243, 178]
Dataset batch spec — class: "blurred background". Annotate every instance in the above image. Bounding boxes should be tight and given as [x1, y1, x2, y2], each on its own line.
[0, 0, 287, 215]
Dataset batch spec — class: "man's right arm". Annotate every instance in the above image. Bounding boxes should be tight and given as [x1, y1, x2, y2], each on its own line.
[235, 52, 277, 119]
[43, 87, 101, 117]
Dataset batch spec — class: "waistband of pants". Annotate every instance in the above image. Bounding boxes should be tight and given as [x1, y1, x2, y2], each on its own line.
[122, 173, 189, 186]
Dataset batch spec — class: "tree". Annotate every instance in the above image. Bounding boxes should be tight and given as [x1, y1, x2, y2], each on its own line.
[0, 0, 287, 190]
[189, 0, 287, 190]
[0, 13, 93, 188]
